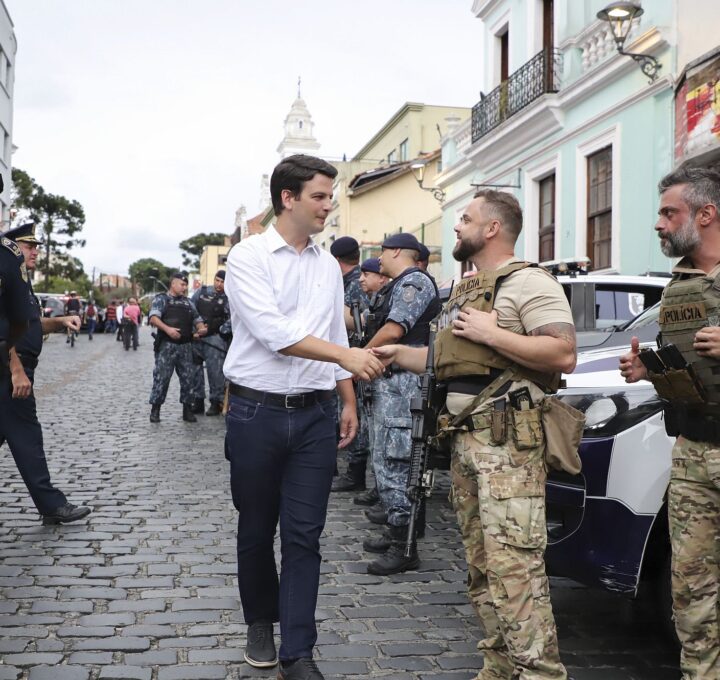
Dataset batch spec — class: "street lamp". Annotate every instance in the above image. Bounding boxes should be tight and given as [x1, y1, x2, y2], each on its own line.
[596, 1, 660, 83]
[410, 159, 445, 203]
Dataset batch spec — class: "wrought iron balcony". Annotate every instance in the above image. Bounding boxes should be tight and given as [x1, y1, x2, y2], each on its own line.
[471, 48, 563, 143]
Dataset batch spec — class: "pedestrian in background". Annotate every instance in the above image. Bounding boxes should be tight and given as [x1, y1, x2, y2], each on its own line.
[148, 273, 207, 423]
[223, 154, 384, 680]
[619, 165, 720, 679]
[115, 299, 125, 342]
[85, 300, 97, 340]
[105, 300, 117, 334]
[123, 296, 141, 350]
[190, 270, 231, 416]
[1, 223, 91, 524]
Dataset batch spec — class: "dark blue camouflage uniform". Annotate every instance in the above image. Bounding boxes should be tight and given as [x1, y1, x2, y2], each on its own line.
[190, 286, 230, 404]
[341, 266, 370, 464]
[148, 294, 202, 406]
[372, 271, 437, 527]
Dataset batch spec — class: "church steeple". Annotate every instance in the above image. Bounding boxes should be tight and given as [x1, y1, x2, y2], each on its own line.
[277, 77, 320, 159]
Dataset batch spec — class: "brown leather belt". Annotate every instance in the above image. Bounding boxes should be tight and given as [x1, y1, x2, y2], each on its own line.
[228, 383, 336, 409]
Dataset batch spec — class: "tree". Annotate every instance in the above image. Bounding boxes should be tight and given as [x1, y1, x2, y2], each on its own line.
[11, 168, 86, 284]
[128, 257, 173, 295]
[179, 232, 227, 270]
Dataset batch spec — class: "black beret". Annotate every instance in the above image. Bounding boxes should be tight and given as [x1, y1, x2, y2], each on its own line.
[417, 243, 430, 262]
[360, 257, 381, 274]
[330, 236, 359, 258]
[170, 271, 188, 283]
[4, 222, 41, 245]
[215, 270, 226, 280]
[382, 232, 421, 252]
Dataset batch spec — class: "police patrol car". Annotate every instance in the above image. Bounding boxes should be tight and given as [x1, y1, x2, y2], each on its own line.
[545, 341, 675, 638]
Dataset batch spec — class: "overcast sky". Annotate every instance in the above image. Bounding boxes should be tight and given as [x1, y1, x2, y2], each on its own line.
[6, 1, 480, 277]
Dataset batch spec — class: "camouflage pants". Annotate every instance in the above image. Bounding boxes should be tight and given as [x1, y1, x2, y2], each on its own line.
[372, 371, 419, 527]
[336, 382, 370, 466]
[450, 424, 566, 680]
[149, 341, 195, 406]
[190, 337, 227, 404]
[668, 436, 720, 680]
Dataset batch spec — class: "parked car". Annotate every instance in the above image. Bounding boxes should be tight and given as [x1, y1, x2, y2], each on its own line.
[38, 295, 66, 318]
[546, 342, 675, 638]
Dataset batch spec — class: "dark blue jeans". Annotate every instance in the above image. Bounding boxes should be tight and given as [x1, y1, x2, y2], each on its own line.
[225, 392, 337, 660]
[0, 369, 67, 515]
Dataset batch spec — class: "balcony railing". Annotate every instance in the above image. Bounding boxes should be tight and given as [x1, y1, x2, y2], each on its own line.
[471, 48, 563, 143]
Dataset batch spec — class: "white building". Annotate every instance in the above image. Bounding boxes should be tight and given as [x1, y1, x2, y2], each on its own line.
[0, 0, 15, 229]
[276, 83, 321, 159]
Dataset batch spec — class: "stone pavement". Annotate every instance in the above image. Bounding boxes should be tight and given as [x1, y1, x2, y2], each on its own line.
[0, 328, 680, 679]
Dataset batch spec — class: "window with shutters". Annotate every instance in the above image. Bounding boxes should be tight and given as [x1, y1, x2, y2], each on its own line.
[587, 147, 612, 270]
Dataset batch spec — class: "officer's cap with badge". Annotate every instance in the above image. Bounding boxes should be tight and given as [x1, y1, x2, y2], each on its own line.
[330, 236, 359, 258]
[5, 222, 41, 246]
[360, 257, 381, 274]
[381, 232, 421, 252]
[170, 271, 189, 284]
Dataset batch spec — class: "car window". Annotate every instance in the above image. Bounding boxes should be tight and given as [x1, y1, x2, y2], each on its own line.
[623, 301, 661, 330]
[594, 285, 664, 330]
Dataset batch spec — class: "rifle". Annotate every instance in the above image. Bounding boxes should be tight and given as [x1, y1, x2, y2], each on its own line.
[404, 324, 445, 557]
[349, 301, 368, 405]
[349, 302, 363, 348]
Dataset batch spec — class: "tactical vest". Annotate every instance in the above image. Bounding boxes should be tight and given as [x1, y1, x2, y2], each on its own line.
[195, 286, 228, 335]
[434, 262, 560, 391]
[652, 269, 720, 409]
[368, 267, 440, 346]
[161, 295, 194, 343]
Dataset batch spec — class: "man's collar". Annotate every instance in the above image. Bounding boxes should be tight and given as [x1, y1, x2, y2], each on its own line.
[671, 256, 720, 277]
[267, 225, 320, 255]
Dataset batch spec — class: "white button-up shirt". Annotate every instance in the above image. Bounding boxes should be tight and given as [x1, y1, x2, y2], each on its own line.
[223, 225, 352, 393]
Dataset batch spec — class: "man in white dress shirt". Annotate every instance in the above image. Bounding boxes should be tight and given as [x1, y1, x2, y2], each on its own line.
[224, 154, 385, 680]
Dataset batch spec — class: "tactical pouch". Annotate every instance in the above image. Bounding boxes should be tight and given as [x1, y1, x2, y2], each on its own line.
[541, 397, 584, 475]
[649, 368, 706, 404]
[509, 406, 544, 450]
[490, 405, 507, 445]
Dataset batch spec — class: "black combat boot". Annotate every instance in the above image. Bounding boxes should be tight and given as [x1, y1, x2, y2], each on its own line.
[354, 487, 379, 506]
[365, 506, 388, 525]
[182, 404, 197, 422]
[150, 404, 161, 423]
[205, 401, 223, 416]
[190, 398, 205, 415]
[366, 525, 420, 575]
[331, 459, 367, 492]
[363, 527, 392, 553]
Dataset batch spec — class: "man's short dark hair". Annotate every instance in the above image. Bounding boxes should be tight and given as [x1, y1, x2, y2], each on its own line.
[270, 154, 338, 215]
[658, 164, 720, 218]
[473, 189, 523, 241]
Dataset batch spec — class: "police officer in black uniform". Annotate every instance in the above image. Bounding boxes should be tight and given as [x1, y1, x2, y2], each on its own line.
[190, 270, 231, 416]
[1, 222, 91, 524]
[148, 272, 207, 423]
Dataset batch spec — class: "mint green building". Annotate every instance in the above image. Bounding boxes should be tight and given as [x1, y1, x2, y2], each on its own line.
[438, 0, 678, 279]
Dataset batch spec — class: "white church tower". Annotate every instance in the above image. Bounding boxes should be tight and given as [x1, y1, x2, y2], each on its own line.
[276, 78, 320, 159]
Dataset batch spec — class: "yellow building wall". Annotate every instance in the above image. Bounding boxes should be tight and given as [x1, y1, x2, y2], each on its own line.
[354, 104, 469, 163]
[199, 245, 230, 285]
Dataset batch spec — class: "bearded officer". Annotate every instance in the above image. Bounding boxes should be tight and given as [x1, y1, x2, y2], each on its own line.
[620, 165, 720, 680]
[362, 232, 440, 575]
[190, 270, 231, 416]
[373, 190, 576, 679]
[148, 272, 207, 423]
[2, 223, 91, 524]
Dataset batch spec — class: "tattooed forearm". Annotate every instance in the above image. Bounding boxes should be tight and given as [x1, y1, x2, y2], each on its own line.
[530, 322, 577, 356]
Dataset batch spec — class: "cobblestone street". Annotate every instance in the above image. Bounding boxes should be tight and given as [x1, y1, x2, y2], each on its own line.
[0, 328, 680, 680]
